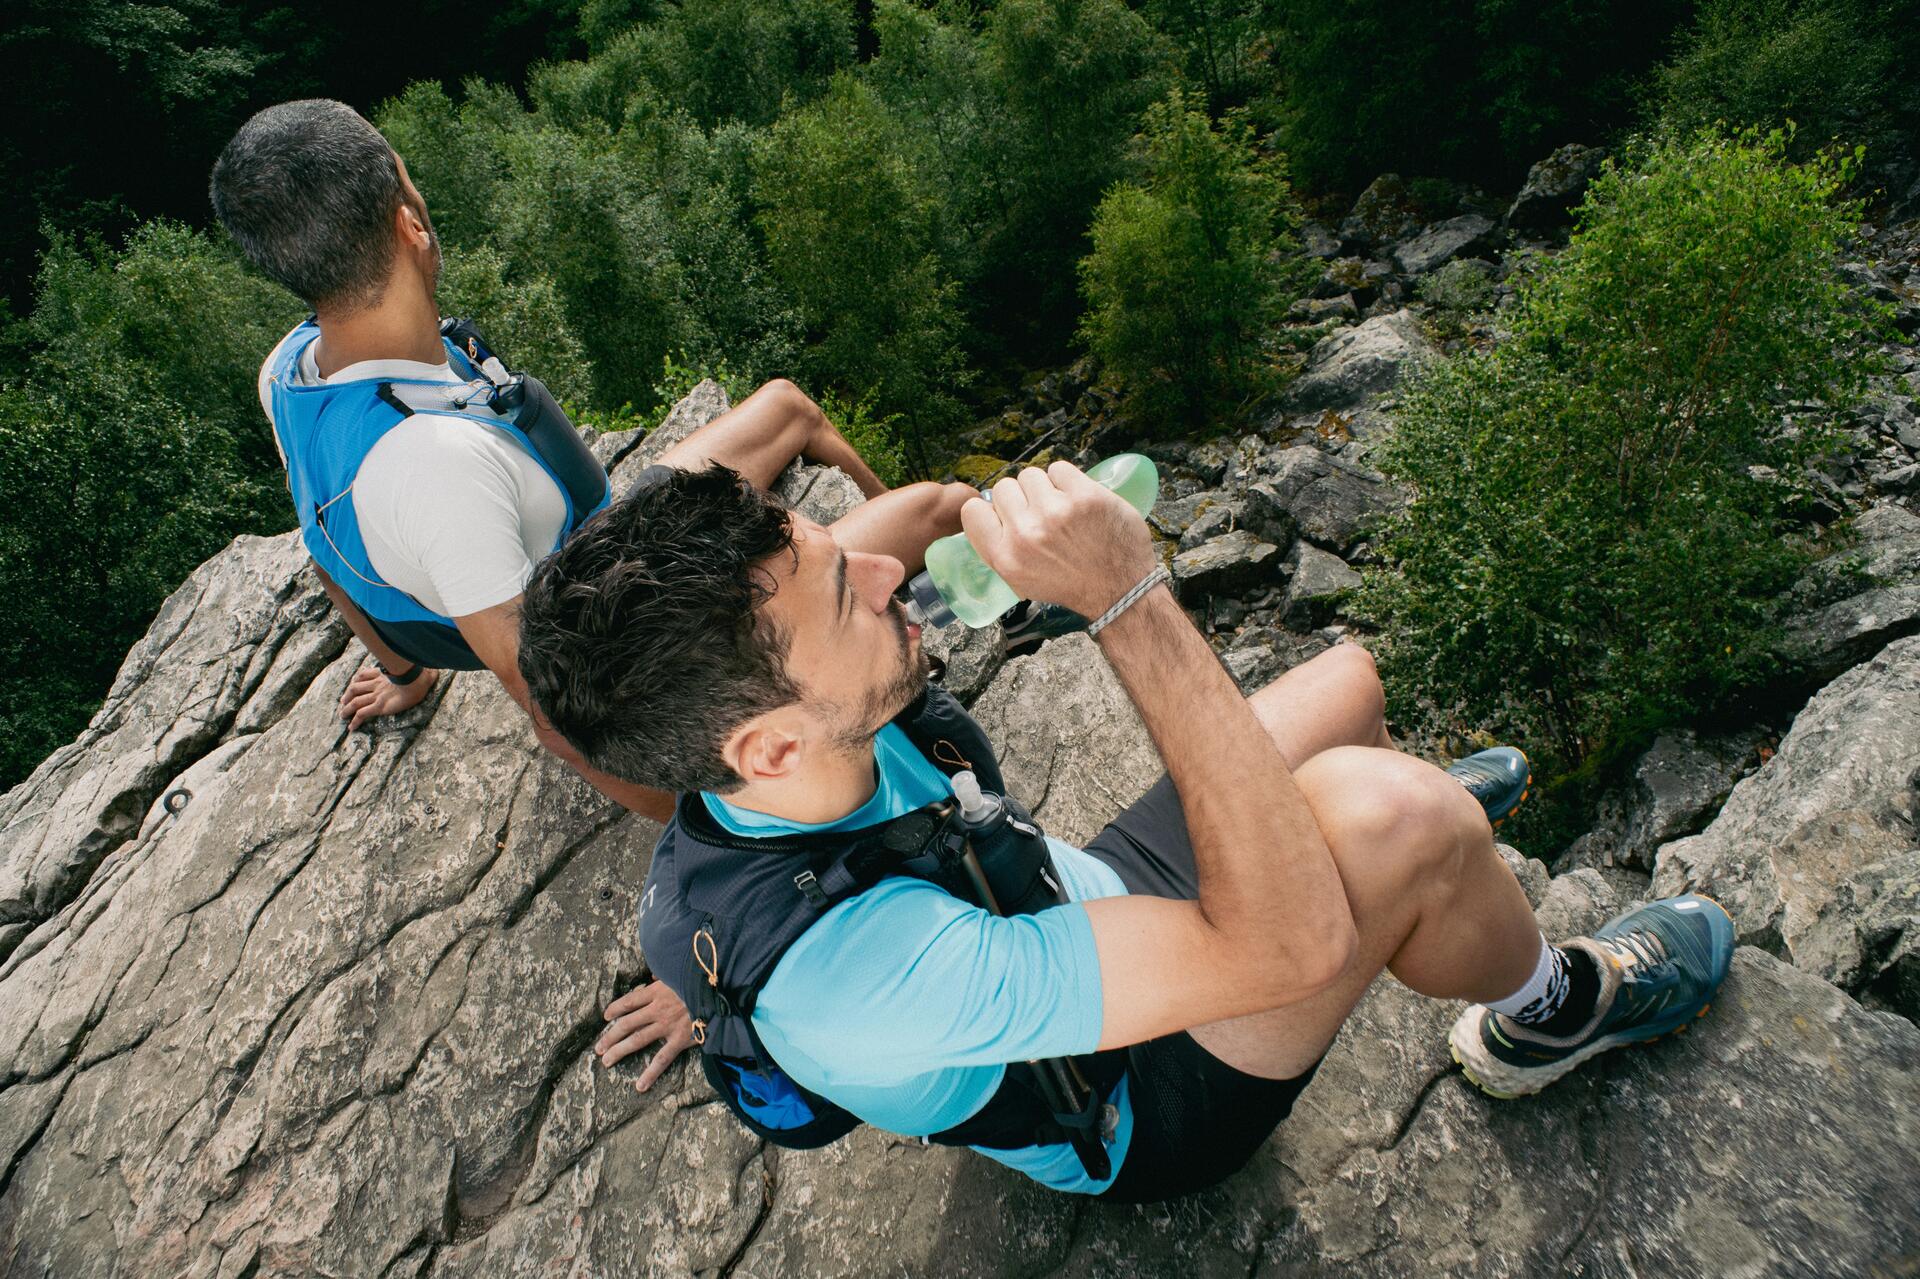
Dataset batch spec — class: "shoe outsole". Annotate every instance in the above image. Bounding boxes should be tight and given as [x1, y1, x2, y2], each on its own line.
[1449, 896, 1734, 1099]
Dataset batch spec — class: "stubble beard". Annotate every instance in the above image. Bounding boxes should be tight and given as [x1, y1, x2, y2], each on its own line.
[829, 602, 930, 755]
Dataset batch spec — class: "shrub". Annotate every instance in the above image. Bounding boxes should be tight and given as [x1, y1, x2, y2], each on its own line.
[1, 223, 298, 784]
[1651, 0, 1913, 156]
[1077, 91, 1305, 429]
[1355, 132, 1878, 828]
[753, 74, 966, 433]
[439, 245, 596, 408]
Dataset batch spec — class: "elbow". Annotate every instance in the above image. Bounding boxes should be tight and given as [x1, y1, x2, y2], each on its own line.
[1247, 915, 1357, 1008]
[1291, 918, 1358, 1002]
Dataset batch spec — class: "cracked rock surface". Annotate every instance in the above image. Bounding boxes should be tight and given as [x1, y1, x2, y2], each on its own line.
[5, 386, 1918, 1276]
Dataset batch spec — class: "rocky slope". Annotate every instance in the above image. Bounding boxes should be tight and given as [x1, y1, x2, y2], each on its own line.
[4, 158, 1919, 1275]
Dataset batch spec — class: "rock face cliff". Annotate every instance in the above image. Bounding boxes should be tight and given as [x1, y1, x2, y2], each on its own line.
[3, 378, 1917, 1277]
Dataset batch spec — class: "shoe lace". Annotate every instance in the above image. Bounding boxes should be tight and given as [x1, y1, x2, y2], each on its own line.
[1601, 927, 1669, 981]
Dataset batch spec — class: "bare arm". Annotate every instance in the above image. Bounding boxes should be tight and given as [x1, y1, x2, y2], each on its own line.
[453, 600, 678, 824]
[314, 562, 423, 674]
[960, 465, 1358, 1051]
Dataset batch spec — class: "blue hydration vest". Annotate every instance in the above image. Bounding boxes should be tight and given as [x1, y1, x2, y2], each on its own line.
[639, 687, 1125, 1171]
[265, 317, 611, 670]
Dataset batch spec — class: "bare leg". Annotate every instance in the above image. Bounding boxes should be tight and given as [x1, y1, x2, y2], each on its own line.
[1188, 744, 1543, 1079]
[827, 481, 977, 574]
[1244, 641, 1395, 767]
[655, 378, 890, 498]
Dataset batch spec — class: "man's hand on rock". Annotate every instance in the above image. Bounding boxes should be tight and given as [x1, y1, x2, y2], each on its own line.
[595, 978, 696, 1093]
[959, 462, 1159, 620]
[339, 662, 438, 731]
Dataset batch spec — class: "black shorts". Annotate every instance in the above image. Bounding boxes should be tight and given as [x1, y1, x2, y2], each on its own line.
[1083, 773, 1323, 1204]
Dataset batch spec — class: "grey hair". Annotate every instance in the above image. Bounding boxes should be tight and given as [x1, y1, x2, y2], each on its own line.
[209, 100, 406, 311]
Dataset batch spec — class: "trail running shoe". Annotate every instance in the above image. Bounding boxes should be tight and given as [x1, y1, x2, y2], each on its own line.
[1001, 600, 1090, 659]
[1446, 746, 1531, 829]
[1449, 894, 1736, 1098]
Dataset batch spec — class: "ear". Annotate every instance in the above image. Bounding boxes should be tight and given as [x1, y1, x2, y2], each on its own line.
[394, 199, 431, 252]
[723, 714, 807, 786]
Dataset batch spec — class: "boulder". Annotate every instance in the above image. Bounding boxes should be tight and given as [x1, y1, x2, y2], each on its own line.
[4, 386, 1919, 1275]
[1170, 530, 1284, 603]
[1284, 310, 1435, 412]
[1248, 445, 1403, 552]
[1288, 292, 1360, 323]
[1559, 729, 1766, 873]
[1778, 501, 1920, 681]
[1390, 214, 1498, 276]
[919, 619, 1007, 706]
[1653, 637, 1920, 1016]
[1505, 143, 1606, 233]
[1338, 173, 1423, 251]
[1281, 543, 1362, 628]
[967, 634, 1162, 846]
[1300, 221, 1342, 259]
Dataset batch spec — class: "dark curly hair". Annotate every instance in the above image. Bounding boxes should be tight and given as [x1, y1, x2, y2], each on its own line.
[518, 465, 802, 793]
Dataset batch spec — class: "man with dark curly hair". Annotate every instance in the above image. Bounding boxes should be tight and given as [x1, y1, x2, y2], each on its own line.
[518, 463, 1736, 1201]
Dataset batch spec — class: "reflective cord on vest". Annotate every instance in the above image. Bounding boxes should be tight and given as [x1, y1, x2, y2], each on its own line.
[311, 488, 401, 592]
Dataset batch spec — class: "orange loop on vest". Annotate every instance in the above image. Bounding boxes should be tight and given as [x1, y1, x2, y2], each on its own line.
[693, 928, 721, 987]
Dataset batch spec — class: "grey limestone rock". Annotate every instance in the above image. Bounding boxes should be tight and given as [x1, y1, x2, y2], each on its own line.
[4, 387, 1919, 1276]
[1779, 501, 1920, 682]
[1281, 543, 1362, 628]
[1337, 173, 1423, 251]
[967, 635, 1162, 847]
[1560, 729, 1766, 873]
[1505, 143, 1606, 233]
[1390, 214, 1498, 276]
[1284, 310, 1436, 412]
[1248, 445, 1403, 553]
[1170, 530, 1283, 604]
[1653, 636, 1920, 1016]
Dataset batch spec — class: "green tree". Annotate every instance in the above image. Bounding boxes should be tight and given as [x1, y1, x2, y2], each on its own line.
[753, 74, 966, 434]
[1356, 132, 1879, 827]
[0, 223, 300, 784]
[1078, 91, 1305, 427]
[529, 0, 855, 131]
[1652, 0, 1917, 157]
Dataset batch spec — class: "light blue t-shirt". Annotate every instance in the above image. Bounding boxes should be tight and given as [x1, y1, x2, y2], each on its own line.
[702, 723, 1135, 1194]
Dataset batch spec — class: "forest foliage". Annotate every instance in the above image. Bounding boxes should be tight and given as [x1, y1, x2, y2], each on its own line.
[1, 0, 1913, 788]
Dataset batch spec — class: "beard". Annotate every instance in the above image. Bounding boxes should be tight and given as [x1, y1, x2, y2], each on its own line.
[829, 600, 930, 754]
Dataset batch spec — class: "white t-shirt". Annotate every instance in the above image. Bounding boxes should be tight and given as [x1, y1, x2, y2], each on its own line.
[259, 330, 567, 618]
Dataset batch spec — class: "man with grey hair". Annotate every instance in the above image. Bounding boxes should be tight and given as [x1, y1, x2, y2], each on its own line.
[210, 98, 974, 1089]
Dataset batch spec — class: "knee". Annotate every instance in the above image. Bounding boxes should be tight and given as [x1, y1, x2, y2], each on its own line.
[1327, 641, 1385, 719]
[1296, 747, 1474, 885]
[896, 481, 977, 534]
[757, 377, 823, 425]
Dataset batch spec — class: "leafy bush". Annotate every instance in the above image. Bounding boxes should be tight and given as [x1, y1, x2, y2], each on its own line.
[1078, 91, 1305, 428]
[1356, 132, 1877, 821]
[1651, 0, 1914, 156]
[817, 388, 908, 489]
[0, 224, 299, 784]
[753, 74, 967, 433]
[439, 245, 597, 408]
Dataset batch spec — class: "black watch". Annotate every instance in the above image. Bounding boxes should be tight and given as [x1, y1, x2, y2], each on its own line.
[376, 659, 425, 686]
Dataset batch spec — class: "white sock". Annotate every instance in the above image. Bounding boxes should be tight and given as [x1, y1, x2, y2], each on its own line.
[1483, 934, 1571, 1024]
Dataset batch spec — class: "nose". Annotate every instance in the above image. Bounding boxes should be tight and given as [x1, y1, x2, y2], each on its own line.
[850, 551, 907, 610]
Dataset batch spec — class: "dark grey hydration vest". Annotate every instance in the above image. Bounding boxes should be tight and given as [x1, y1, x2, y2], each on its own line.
[638, 686, 1126, 1162]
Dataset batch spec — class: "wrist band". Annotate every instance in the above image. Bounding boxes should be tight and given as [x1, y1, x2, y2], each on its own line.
[1087, 566, 1171, 638]
[377, 659, 425, 686]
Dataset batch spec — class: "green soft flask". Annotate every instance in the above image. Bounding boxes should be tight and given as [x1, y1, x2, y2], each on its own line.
[904, 454, 1160, 629]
